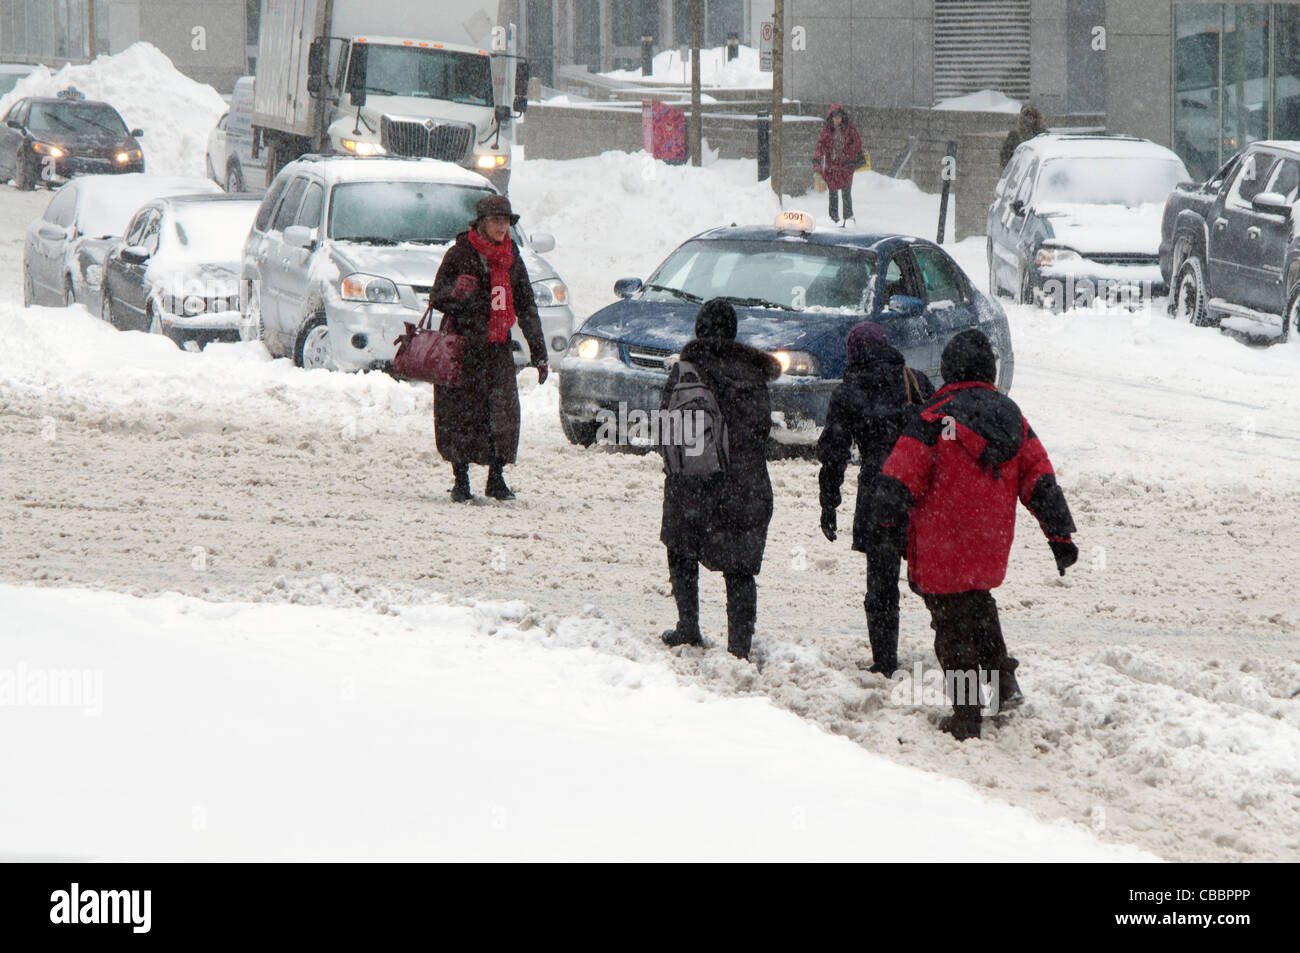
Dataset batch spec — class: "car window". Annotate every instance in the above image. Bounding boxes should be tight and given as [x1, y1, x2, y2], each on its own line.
[140, 212, 161, 255]
[296, 181, 324, 229]
[254, 174, 289, 231]
[2, 100, 20, 122]
[880, 251, 924, 306]
[912, 246, 968, 306]
[996, 152, 1026, 197]
[1266, 158, 1300, 203]
[123, 208, 152, 246]
[271, 177, 308, 231]
[1016, 158, 1039, 204]
[27, 101, 129, 138]
[1207, 153, 1242, 190]
[1227, 151, 1278, 209]
[44, 187, 77, 228]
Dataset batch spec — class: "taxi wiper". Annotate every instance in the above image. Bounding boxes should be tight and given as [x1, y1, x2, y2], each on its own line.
[717, 295, 794, 311]
[643, 283, 700, 303]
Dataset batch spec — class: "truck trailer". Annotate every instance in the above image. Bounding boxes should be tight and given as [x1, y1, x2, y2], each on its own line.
[251, 0, 527, 191]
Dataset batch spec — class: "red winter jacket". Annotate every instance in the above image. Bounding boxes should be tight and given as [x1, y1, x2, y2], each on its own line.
[873, 382, 1075, 594]
[813, 105, 862, 191]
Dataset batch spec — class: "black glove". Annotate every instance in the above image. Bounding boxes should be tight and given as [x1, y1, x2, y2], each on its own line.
[820, 509, 837, 542]
[536, 360, 549, 385]
[1049, 538, 1079, 576]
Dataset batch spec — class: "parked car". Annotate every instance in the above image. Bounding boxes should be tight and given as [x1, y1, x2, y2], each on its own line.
[22, 173, 222, 308]
[240, 154, 573, 371]
[100, 194, 261, 348]
[0, 88, 144, 190]
[0, 63, 36, 96]
[987, 134, 1191, 310]
[205, 76, 267, 193]
[1160, 140, 1300, 338]
[557, 214, 1014, 447]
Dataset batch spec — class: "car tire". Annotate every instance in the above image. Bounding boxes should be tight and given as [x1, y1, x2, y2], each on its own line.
[1017, 265, 1034, 306]
[1173, 255, 1215, 327]
[240, 283, 264, 345]
[226, 163, 244, 193]
[560, 413, 598, 447]
[294, 311, 332, 370]
[100, 291, 116, 327]
[63, 277, 75, 308]
[1283, 286, 1300, 343]
[147, 304, 178, 347]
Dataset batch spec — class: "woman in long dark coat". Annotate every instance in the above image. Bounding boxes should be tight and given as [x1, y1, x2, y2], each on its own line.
[430, 195, 548, 501]
[659, 299, 782, 660]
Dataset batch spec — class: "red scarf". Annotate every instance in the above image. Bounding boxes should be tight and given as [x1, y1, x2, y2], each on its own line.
[467, 228, 517, 343]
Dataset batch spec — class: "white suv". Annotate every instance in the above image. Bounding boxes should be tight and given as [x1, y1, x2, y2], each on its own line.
[239, 154, 574, 371]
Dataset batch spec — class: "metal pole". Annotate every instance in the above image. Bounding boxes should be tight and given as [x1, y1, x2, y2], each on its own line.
[771, 0, 783, 197]
[86, 0, 96, 59]
[690, 0, 702, 167]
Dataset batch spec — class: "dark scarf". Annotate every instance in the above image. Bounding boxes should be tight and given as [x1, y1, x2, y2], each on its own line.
[467, 228, 517, 343]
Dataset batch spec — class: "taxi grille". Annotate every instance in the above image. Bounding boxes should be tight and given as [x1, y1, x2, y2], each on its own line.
[624, 344, 675, 370]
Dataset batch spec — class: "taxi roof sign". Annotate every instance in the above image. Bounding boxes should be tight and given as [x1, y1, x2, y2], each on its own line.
[774, 209, 815, 233]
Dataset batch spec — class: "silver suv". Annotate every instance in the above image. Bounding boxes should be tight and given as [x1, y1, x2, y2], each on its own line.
[239, 155, 574, 371]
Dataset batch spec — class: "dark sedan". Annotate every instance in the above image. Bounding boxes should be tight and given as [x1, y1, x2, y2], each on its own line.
[558, 219, 1014, 446]
[0, 89, 144, 190]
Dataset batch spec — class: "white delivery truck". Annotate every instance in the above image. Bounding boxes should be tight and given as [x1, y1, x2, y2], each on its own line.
[251, 0, 527, 191]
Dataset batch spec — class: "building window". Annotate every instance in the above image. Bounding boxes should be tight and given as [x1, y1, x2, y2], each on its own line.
[933, 0, 1031, 102]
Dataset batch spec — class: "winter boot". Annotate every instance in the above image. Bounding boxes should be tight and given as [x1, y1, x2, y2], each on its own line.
[938, 712, 982, 741]
[661, 619, 703, 647]
[485, 463, 515, 500]
[724, 572, 757, 661]
[450, 464, 473, 503]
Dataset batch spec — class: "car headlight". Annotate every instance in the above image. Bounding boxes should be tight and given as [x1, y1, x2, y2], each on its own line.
[568, 334, 607, 360]
[772, 350, 820, 376]
[341, 138, 386, 156]
[532, 278, 569, 307]
[340, 273, 399, 303]
[182, 294, 206, 315]
[32, 142, 64, 158]
[475, 154, 508, 169]
[115, 149, 142, 163]
[1034, 247, 1082, 267]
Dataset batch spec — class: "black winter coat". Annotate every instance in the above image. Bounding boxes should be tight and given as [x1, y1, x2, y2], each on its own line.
[659, 338, 782, 575]
[817, 342, 933, 552]
[429, 231, 546, 465]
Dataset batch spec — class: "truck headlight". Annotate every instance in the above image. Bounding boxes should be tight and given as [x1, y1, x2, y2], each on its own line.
[342, 139, 386, 156]
[532, 278, 569, 307]
[476, 154, 508, 169]
[340, 273, 399, 303]
[772, 350, 820, 376]
[1034, 247, 1082, 267]
[568, 334, 607, 360]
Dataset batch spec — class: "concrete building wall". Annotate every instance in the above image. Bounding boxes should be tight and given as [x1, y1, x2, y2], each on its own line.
[1103, 0, 1173, 147]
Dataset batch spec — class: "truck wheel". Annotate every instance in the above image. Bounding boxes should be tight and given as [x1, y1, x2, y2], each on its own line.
[560, 414, 597, 447]
[294, 311, 332, 370]
[1173, 256, 1214, 327]
[226, 163, 244, 193]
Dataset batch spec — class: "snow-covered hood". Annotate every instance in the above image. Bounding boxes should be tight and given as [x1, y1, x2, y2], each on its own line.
[146, 261, 240, 298]
[1036, 202, 1165, 256]
[324, 240, 558, 287]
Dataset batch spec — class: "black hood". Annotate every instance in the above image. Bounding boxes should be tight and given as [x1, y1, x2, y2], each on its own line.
[940, 329, 997, 385]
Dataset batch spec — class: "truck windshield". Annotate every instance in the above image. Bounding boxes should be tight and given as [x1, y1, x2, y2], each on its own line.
[359, 45, 493, 106]
[328, 181, 494, 244]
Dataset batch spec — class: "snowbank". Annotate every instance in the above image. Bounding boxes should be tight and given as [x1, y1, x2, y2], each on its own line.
[602, 44, 771, 89]
[0, 583, 1155, 861]
[0, 43, 227, 178]
[933, 89, 1023, 113]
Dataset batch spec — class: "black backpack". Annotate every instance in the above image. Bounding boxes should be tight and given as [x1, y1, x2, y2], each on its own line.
[662, 360, 729, 476]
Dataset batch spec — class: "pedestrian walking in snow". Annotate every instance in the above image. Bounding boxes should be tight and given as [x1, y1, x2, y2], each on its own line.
[818, 322, 933, 677]
[430, 195, 549, 502]
[872, 330, 1078, 740]
[659, 299, 782, 660]
[813, 104, 863, 225]
[999, 104, 1047, 168]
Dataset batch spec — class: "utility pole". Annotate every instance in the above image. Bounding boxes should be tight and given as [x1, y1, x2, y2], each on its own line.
[690, 0, 702, 166]
[87, 0, 97, 59]
[771, 0, 783, 196]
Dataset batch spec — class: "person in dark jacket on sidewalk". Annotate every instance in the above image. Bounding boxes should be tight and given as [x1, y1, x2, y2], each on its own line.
[872, 329, 1078, 740]
[660, 299, 783, 660]
[818, 322, 934, 677]
[812, 104, 863, 225]
[430, 195, 549, 502]
[999, 104, 1047, 168]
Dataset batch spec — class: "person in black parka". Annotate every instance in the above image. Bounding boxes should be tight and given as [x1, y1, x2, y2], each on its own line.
[660, 299, 782, 660]
[430, 194, 548, 502]
[818, 321, 933, 677]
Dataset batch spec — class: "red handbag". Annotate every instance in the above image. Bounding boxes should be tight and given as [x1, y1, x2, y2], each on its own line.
[392, 299, 465, 387]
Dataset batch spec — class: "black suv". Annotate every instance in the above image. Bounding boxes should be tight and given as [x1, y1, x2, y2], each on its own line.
[0, 87, 144, 190]
[1159, 141, 1300, 339]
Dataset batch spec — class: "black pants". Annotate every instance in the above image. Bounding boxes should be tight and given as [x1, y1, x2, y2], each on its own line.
[864, 541, 902, 671]
[828, 183, 853, 221]
[666, 547, 757, 659]
[921, 590, 1019, 725]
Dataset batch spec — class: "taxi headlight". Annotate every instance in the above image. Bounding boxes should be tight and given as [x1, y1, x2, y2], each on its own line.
[569, 334, 606, 360]
[772, 350, 820, 376]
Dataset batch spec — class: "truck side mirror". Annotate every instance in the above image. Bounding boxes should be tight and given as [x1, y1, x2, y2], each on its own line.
[345, 44, 367, 107]
[307, 38, 326, 97]
[513, 95, 528, 115]
[495, 104, 511, 124]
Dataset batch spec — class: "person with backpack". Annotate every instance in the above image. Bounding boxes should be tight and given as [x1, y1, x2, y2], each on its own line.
[817, 322, 934, 678]
[871, 329, 1078, 740]
[812, 105, 863, 225]
[659, 299, 783, 660]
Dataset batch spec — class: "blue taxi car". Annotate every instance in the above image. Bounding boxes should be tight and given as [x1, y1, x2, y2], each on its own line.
[557, 216, 1014, 446]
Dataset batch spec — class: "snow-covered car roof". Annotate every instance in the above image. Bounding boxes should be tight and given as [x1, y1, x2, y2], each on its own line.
[70, 173, 222, 238]
[285, 155, 495, 189]
[1248, 140, 1300, 154]
[1018, 134, 1185, 163]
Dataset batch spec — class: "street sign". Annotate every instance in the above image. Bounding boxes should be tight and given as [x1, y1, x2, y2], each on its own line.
[759, 20, 773, 72]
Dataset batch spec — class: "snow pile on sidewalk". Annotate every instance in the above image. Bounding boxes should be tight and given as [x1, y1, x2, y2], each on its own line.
[602, 44, 770, 88]
[0, 582, 1156, 861]
[933, 89, 1023, 113]
[0, 43, 227, 179]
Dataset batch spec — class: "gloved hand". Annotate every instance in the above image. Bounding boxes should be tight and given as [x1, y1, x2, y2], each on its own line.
[1049, 538, 1079, 576]
[536, 360, 549, 385]
[820, 508, 837, 542]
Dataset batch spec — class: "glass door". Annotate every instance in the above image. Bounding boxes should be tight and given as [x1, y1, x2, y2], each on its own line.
[1174, 4, 1223, 180]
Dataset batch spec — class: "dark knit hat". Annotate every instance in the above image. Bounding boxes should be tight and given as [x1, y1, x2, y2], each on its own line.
[846, 321, 888, 365]
[695, 298, 738, 340]
[472, 194, 520, 226]
[940, 329, 998, 385]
